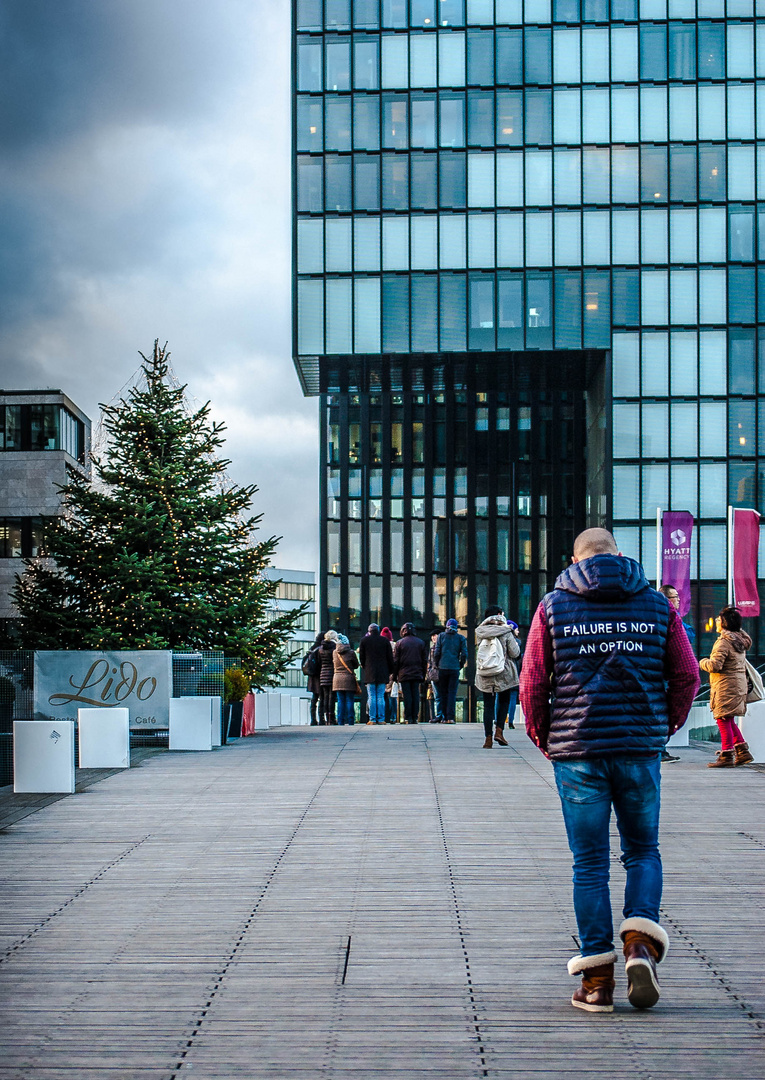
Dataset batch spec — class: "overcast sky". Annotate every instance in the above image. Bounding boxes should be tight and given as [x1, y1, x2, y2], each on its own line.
[0, 0, 318, 572]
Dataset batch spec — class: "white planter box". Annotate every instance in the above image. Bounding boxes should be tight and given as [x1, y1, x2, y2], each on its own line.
[667, 722, 690, 748]
[78, 708, 130, 769]
[169, 698, 213, 751]
[299, 697, 311, 725]
[268, 693, 285, 726]
[207, 696, 222, 746]
[14, 720, 75, 793]
[254, 694, 271, 730]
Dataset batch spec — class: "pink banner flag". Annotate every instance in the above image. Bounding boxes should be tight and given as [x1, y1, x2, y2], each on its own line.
[661, 511, 694, 617]
[733, 509, 761, 617]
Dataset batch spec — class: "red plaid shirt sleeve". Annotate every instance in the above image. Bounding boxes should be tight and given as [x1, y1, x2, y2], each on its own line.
[665, 607, 701, 734]
[519, 601, 554, 756]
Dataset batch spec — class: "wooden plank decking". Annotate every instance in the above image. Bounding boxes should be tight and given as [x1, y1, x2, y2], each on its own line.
[0, 725, 763, 1079]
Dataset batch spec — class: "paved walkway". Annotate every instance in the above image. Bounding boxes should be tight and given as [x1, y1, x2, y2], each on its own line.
[1, 725, 764, 1079]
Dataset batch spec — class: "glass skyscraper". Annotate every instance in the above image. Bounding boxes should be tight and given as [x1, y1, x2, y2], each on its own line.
[293, 0, 764, 665]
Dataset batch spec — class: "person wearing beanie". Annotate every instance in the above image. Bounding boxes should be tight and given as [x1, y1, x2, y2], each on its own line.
[433, 618, 468, 723]
[359, 623, 394, 724]
[332, 635, 360, 725]
[393, 623, 428, 724]
[318, 630, 338, 724]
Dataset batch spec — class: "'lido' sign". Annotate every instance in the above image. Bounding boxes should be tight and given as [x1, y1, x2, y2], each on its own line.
[34, 651, 172, 730]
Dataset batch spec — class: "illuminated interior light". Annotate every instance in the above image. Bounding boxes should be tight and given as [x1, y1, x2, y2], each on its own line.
[712, 167, 718, 176]
[309, 126, 316, 134]
[502, 127, 514, 134]
[740, 436, 746, 445]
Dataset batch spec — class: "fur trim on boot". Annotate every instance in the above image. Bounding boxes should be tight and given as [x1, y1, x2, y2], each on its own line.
[733, 742, 754, 766]
[619, 918, 669, 962]
[567, 950, 617, 976]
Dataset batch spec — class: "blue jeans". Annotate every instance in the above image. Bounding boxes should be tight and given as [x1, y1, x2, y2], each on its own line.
[506, 687, 518, 726]
[366, 683, 385, 723]
[553, 755, 662, 958]
[336, 690, 355, 724]
[438, 669, 460, 721]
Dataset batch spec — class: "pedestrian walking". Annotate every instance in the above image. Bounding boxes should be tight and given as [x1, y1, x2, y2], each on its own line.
[381, 627, 398, 722]
[426, 632, 441, 722]
[333, 636, 360, 725]
[657, 584, 694, 762]
[699, 606, 754, 768]
[318, 630, 338, 725]
[394, 623, 428, 724]
[520, 528, 699, 1013]
[434, 618, 468, 723]
[304, 632, 325, 725]
[474, 606, 521, 748]
[359, 623, 394, 725]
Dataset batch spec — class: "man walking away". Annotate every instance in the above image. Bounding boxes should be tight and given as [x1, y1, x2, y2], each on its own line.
[434, 619, 468, 723]
[520, 528, 699, 1014]
[359, 624, 394, 724]
[394, 623, 428, 724]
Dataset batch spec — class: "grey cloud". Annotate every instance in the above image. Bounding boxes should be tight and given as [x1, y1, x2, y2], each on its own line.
[0, 0, 319, 572]
[0, 0, 250, 148]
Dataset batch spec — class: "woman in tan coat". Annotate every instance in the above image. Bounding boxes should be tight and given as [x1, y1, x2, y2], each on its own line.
[699, 606, 754, 768]
[332, 638, 359, 726]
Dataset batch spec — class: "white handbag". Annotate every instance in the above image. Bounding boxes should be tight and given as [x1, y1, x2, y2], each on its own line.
[745, 659, 764, 704]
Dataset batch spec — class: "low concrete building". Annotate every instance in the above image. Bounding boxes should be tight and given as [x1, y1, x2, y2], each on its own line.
[263, 567, 316, 694]
[0, 390, 91, 638]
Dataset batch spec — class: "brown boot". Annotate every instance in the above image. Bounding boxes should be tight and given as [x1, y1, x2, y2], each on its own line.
[494, 727, 508, 746]
[619, 918, 669, 1010]
[483, 735, 493, 748]
[707, 750, 735, 768]
[568, 951, 616, 1013]
[733, 742, 754, 766]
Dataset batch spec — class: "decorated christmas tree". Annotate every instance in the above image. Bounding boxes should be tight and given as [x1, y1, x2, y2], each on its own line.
[13, 342, 300, 684]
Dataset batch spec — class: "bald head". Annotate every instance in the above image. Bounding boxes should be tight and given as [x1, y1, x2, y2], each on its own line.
[573, 528, 619, 562]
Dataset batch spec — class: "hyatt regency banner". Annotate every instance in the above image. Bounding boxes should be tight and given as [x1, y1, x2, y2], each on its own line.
[34, 651, 171, 730]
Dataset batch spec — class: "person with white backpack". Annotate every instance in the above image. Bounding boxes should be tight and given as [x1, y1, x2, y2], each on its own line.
[475, 605, 521, 749]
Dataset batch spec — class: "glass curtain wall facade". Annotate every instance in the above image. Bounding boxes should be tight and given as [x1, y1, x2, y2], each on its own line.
[293, 0, 765, 661]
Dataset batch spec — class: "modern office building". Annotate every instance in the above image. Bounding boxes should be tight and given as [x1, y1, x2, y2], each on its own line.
[293, 0, 764, 663]
[0, 390, 90, 642]
[263, 567, 317, 691]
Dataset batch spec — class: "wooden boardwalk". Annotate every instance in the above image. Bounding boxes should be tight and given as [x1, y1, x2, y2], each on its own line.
[0, 725, 763, 1079]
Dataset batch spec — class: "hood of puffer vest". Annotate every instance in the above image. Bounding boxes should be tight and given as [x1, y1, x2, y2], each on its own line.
[554, 553, 648, 603]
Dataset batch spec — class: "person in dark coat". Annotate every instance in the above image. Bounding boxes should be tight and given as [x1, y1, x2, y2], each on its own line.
[318, 630, 338, 724]
[394, 623, 428, 724]
[306, 632, 325, 724]
[520, 528, 699, 1015]
[434, 619, 468, 722]
[359, 624, 394, 724]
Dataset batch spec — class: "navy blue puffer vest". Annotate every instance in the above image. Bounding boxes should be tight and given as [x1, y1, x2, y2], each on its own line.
[542, 554, 671, 760]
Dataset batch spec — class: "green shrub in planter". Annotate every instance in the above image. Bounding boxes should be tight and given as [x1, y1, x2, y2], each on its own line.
[224, 668, 249, 705]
